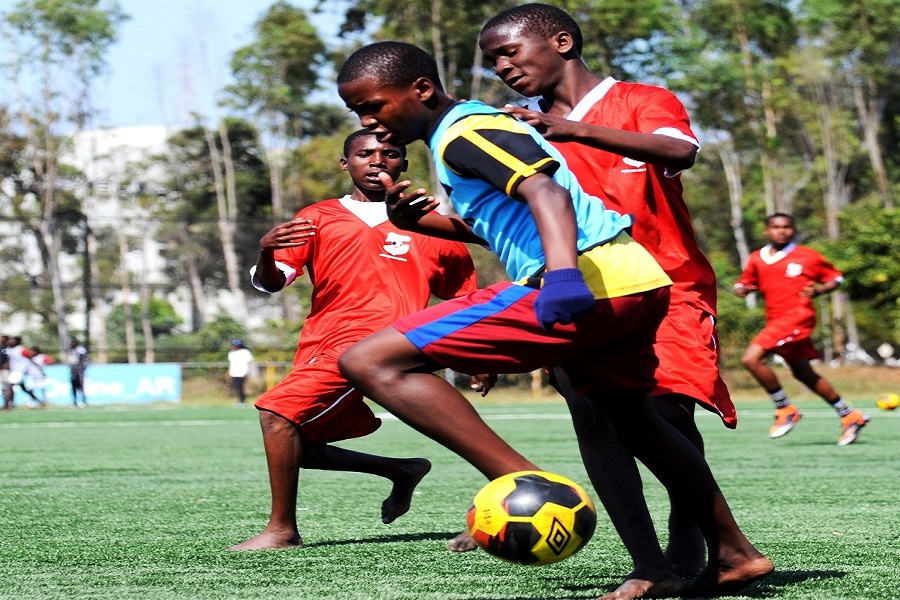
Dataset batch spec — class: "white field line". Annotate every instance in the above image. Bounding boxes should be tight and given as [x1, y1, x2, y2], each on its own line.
[1, 408, 884, 429]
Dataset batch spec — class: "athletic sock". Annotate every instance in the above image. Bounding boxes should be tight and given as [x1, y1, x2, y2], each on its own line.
[830, 397, 854, 417]
[769, 389, 790, 409]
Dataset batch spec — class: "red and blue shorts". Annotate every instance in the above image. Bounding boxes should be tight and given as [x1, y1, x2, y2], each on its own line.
[393, 281, 669, 398]
[254, 350, 381, 443]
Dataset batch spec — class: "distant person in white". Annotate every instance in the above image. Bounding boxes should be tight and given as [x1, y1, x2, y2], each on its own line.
[227, 340, 254, 404]
[67, 337, 89, 408]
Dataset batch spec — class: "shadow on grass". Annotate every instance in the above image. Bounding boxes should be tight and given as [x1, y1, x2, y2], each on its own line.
[461, 569, 848, 600]
[305, 531, 461, 547]
[683, 569, 846, 598]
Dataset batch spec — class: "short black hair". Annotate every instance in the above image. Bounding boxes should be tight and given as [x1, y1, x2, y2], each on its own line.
[342, 128, 406, 158]
[481, 3, 583, 55]
[765, 212, 795, 227]
[337, 41, 443, 91]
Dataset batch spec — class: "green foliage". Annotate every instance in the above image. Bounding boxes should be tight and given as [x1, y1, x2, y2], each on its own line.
[226, 1, 329, 118]
[826, 207, 900, 343]
[153, 314, 249, 363]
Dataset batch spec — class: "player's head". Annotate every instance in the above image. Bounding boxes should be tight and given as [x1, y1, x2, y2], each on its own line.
[231, 339, 244, 349]
[341, 129, 408, 200]
[480, 4, 583, 97]
[763, 212, 796, 246]
[338, 42, 447, 145]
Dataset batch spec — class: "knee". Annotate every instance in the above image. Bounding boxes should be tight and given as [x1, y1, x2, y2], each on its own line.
[741, 352, 759, 370]
[338, 342, 389, 389]
[337, 345, 365, 383]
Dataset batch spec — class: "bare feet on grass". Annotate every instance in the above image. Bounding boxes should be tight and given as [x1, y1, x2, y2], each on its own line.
[381, 458, 432, 524]
[686, 553, 775, 597]
[598, 574, 686, 600]
[447, 530, 478, 552]
[228, 528, 303, 551]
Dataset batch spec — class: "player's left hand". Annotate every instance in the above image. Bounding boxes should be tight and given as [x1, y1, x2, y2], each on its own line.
[534, 268, 596, 330]
[800, 283, 818, 298]
[380, 172, 439, 228]
[469, 374, 497, 397]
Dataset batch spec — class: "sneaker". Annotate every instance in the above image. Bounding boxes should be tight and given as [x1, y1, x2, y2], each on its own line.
[837, 410, 869, 446]
[769, 405, 802, 438]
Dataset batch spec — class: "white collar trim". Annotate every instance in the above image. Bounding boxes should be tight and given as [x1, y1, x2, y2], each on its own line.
[338, 194, 389, 228]
[759, 242, 797, 264]
[568, 78, 618, 122]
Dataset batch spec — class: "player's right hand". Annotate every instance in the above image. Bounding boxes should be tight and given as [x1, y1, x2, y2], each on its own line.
[501, 105, 577, 141]
[380, 172, 439, 228]
[259, 218, 316, 251]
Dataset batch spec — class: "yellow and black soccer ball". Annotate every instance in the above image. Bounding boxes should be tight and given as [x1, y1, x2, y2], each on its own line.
[467, 470, 597, 566]
[876, 392, 900, 411]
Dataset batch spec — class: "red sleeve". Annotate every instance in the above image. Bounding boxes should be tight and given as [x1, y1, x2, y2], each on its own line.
[271, 208, 316, 280]
[736, 253, 759, 288]
[429, 241, 478, 300]
[812, 252, 843, 283]
[632, 86, 698, 143]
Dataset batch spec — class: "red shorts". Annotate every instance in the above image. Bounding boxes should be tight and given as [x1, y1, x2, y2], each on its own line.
[394, 282, 669, 397]
[753, 323, 820, 362]
[654, 301, 736, 428]
[254, 350, 381, 443]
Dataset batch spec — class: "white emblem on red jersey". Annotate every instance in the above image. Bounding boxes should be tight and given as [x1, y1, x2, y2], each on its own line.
[785, 262, 803, 278]
[381, 231, 412, 261]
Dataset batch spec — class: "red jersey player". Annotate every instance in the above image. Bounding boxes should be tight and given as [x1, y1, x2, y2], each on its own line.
[230, 130, 477, 551]
[478, 4, 738, 596]
[735, 213, 869, 445]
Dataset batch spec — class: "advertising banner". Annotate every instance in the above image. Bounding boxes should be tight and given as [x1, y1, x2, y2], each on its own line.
[12, 363, 182, 406]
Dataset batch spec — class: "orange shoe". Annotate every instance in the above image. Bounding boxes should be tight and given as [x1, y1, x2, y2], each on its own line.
[837, 410, 870, 446]
[769, 405, 802, 438]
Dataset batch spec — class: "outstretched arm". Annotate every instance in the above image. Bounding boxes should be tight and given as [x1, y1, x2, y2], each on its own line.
[502, 106, 697, 172]
[379, 172, 486, 244]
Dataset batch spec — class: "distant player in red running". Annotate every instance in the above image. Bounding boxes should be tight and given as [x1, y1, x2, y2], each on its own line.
[230, 129, 477, 551]
[734, 213, 869, 446]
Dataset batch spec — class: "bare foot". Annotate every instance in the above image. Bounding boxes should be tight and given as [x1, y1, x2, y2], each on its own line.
[447, 530, 478, 552]
[381, 458, 432, 524]
[686, 554, 775, 596]
[228, 529, 302, 551]
[598, 575, 686, 600]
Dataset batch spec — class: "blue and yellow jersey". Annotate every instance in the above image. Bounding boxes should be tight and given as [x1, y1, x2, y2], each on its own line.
[428, 100, 670, 299]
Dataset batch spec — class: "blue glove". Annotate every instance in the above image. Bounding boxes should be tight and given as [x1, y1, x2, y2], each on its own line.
[533, 268, 596, 330]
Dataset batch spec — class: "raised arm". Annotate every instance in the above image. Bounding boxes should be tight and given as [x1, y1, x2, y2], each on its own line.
[255, 218, 316, 292]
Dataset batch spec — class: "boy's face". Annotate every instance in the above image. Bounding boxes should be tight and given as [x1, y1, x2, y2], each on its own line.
[763, 216, 795, 246]
[340, 135, 407, 192]
[479, 25, 563, 98]
[339, 77, 430, 146]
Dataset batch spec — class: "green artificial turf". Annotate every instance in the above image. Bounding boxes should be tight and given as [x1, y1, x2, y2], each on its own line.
[0, 399, 897, 599]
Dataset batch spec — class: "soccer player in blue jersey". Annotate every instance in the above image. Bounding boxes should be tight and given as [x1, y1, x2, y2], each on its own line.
[336, 41, 773, 599]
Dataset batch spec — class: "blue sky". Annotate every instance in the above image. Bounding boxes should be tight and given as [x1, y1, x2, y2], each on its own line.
[90, 0, 344, 128]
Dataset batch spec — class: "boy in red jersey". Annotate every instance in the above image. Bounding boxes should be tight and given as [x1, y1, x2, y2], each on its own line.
[735, 213, 869, 445]
[229, 130, 477, 551]
[478, 5, 737, 596]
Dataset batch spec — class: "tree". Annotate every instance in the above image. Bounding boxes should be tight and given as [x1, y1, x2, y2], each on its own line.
[1, 0, 128, 356]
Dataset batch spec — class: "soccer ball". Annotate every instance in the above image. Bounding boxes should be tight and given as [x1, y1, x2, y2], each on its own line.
[876, 392, 900, 411]
[466, 470, 597, 566]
